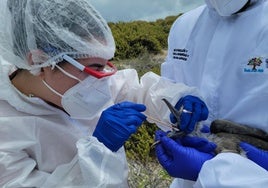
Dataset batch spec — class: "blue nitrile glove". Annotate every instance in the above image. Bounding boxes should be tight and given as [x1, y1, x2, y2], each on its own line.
[200, 124, 210, 133]
[180, 135, 216, 153]
[93, 101, 146, 152]
[240, 142, 268, 171]
[170, 95, 209, 133]
[155, 130, 216, 181]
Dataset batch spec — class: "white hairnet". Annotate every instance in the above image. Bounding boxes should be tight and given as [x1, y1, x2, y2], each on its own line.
[0, 0, 115, 74]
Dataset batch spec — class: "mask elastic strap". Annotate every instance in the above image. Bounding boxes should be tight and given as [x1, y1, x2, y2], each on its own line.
[55, 64, 82, 82]
[42, 80, 63, 97]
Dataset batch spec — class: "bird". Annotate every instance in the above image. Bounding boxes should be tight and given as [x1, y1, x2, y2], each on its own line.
[208, 119, 268, 154]
[159, 98, 268, 154]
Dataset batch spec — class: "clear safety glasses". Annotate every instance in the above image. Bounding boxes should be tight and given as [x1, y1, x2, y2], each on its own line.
[62, 54, 117, 79]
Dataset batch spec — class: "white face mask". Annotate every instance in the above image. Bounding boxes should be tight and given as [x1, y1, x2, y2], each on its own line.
[43, 66, 113, 119]
[207, 0, 249, 16]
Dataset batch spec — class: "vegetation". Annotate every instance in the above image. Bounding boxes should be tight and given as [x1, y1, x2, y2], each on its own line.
[109, 15, 180, 60]
[109, 14, 181, 187]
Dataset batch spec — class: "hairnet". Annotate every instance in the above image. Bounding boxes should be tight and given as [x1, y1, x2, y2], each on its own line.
[0, 0, 115, 74]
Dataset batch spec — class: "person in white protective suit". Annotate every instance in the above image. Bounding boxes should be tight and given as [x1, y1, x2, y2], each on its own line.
[0, 0, 210, 187]
[155, 0, 268, 187]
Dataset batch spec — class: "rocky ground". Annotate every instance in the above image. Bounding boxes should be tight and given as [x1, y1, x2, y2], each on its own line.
[127, 159, 173, 188]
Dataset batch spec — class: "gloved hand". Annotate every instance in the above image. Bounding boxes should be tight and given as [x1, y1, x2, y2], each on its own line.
[171, 95, 209, 133]
[240, 142, 268, 171]
[180, 134, 216, 153]
[155, 130, 216, 181]
[93, 101, 146, 152]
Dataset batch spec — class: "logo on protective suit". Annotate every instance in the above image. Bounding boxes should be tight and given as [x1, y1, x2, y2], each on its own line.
[244, 57, 268, 73]
[172, 48, 189, 61]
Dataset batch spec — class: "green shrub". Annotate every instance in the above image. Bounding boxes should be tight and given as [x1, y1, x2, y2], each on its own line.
[125, 121, 158, 163]
[108, 15, 179, 60]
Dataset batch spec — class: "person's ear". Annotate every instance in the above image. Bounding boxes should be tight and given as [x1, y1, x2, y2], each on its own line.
[26, 52, 34, 65]
[27, 50, 50, 78]
[26, 50, 48, 65]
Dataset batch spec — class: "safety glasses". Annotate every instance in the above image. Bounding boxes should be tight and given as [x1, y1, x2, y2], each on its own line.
[62, 54, 117, 79]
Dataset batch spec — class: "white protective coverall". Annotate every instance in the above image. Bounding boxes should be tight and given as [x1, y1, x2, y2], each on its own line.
[161, 0, 268, 187]
[0, 59, 198, 187]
